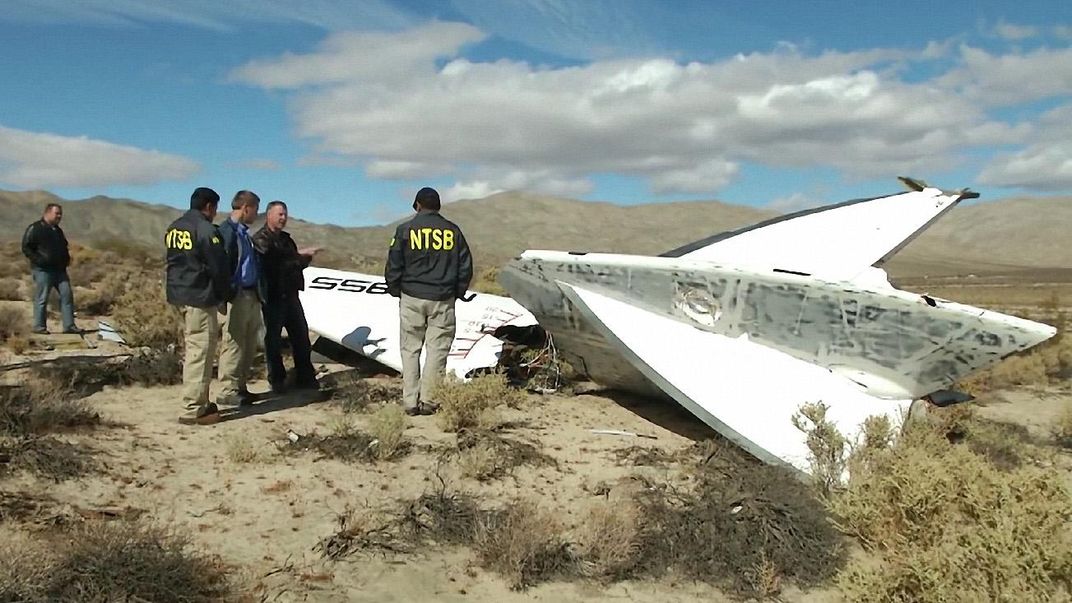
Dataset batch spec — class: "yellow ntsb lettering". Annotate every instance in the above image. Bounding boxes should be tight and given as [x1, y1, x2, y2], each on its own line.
[165, 228, 194, 251]
[408, 228, 455, 251]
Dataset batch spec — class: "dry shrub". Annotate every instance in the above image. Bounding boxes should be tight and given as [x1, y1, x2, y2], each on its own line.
[455, 429, 556, 481]
[830, 422, 1072, 602]
[369, 404, 406, 460]
[573, 501, 643, 580]
[434, 373, 524, 432]
[1055, 406, 1072, 449]
[613, 445, 677, 467]
[111, 282, 183, 350]
[0, 378, 97, 437]
[0, 306, 27, 343]
[0, 278, 24, 301]
[224, 433, 265, 464]
[287, 419, 410, 463]
[928, 404, 1046, 470]
[35, 349, 182, 394]
[399, 480, 486, 547]
[471, 266, 507, 296]
[791, 401, 848, 496]
[332, 376, 399, 413]
[474, 501, 577, 590]
[0, 520, 231, 602]
[0, 435, 97, 481]
[316, 505, 410, 560]
[0, 490, 56, 522]
[634, 440, 845, 598]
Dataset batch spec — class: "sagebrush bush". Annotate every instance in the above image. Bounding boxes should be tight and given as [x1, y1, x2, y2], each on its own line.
[0, 278, 24, 301]
[369, 404, 406, 460]
[1054, 406, 1072, 449]
[111, 281, 183, 349]
[474, 501, 576, 590]
[434, 373, 524, 432]
[0, 306, 27, 343]
[791, 401, 847, 495]
[0, 520, 231, 602]
[573, 501, 643, 581]
[830, 421, 1072, 602]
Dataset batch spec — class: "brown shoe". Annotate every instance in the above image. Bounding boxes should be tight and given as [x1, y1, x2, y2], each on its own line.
[404, 403, 437, 417]
[178, 402, 221, 425]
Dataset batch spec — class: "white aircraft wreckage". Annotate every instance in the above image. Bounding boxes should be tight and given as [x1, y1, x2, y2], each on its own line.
[300, 178, 1057, 473]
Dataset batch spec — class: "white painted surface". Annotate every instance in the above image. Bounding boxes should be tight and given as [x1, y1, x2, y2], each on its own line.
[300, 267, 536, 378]
[559, 282, 911, 472]
[679, 187, 965, 283]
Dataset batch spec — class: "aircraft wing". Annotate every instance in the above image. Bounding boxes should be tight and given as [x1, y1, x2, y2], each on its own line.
[299, 267, 537, 378]
[557, 281, 911, 472]
[662, 182, 977, 284]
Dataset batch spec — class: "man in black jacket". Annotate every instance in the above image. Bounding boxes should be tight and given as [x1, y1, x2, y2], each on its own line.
[252, 200, 320, 394]
[166, 187, 231, 424]
[384, 187, 473, 416]
[21, 203, 78, 334]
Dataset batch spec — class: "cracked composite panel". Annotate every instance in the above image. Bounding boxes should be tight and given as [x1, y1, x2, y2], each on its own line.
[500, 252, 1054, 401]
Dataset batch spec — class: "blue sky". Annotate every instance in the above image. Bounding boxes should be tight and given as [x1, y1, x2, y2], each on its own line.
[1, 0, 1070, 226]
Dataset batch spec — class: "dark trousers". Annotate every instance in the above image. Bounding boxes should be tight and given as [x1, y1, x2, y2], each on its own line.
[32, 268, 75, 332]
[262, 292, 315, 388]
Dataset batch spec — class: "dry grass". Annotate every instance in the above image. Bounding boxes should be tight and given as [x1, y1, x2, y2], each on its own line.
[332, 376, 400, 413]
[0, 306, 27, 344]
[0, 277, 24, 301]
[434, 373, 525, 432]
[224, 433, 268, 464]
[0, 378, 98, 437]
[455, 429, 557, 481]
[368, 404, 407, 461]
[287, 417, 410, 463]
[1055, 406, 1072, 449]
[0, 520, 231, 602]
[110, 281, 183, 350]
[473, 501, 577, 591]
[573, 501, 643, 581]
[633, 440, 845, 599]
[828, 413, 1072, 602]
[791, 401, 849, 496]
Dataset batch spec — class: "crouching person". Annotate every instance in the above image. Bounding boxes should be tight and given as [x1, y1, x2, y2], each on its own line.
[165, 187, 232, 425]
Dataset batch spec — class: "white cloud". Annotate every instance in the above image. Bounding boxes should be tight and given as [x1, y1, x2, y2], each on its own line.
[231, 23, 485, 89]
[443, 181, 503, 203]
[233, 24, 1070, 196]
[0, 125, 199, 188]
[978, 106, 1072, 190]
[766, 192, 823, 213]
[993, 21, 1039, 41]
[937, 45, 1072, 106]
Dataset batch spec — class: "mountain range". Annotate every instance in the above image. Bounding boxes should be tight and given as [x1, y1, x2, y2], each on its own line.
[1, 188, 1068, 280]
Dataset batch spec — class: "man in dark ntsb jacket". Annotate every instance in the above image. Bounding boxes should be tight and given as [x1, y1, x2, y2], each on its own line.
[165, 187, 231, 424]
[384, 187, 473, 416]
[21, 203, 78, 334]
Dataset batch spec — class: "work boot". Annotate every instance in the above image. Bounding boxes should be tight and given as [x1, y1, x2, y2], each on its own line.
[404, 402, 437, 417]
[178, 402, 220, 425]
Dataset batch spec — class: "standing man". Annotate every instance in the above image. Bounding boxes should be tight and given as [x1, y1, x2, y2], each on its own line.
[385, 187, 473, 416]
[217, 190, 263, 406]
[252, 200, 320, 394]
[21, 203, 78, 334]
[166, 187, 231, 425]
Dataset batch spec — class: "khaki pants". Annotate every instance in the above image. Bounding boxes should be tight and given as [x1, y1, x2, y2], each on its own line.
[181, 306, 218, 407]
[218, 289, 262, 398]
[399, 293, 456, 409]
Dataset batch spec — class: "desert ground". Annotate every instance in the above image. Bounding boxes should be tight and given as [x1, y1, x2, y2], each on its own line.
[1, 246, 1071, 602]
